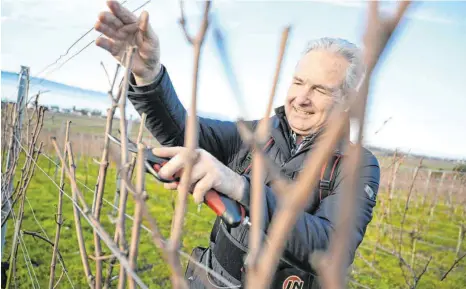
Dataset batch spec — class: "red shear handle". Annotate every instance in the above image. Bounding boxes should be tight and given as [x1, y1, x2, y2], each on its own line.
[204, 190, 246, 228]
[150, 163, 246, 227]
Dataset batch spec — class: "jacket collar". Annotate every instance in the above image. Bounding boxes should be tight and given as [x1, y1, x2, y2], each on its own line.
[271, 105, 348, 156]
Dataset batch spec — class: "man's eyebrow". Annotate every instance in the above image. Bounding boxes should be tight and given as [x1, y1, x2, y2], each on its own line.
[293, 76, 304, 82]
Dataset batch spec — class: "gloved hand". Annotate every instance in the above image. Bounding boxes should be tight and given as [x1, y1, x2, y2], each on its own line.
[153, 147, 246, 205]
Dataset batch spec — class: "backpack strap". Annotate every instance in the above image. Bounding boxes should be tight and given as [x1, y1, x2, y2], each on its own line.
[319, 154, 342, 202]
[239, 137, 275, 175]
[212, 138, 274, 243]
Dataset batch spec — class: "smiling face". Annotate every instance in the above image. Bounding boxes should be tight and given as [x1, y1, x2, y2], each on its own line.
[285, 49, 350, 136]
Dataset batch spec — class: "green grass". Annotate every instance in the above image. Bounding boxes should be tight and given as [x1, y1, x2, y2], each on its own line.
[3, 152, 465, 289]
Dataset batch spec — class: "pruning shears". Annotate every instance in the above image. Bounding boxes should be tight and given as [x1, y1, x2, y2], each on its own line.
[108, 134, 247, 228]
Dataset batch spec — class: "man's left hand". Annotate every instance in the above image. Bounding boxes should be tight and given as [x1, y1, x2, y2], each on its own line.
[153, 147, 246, 204]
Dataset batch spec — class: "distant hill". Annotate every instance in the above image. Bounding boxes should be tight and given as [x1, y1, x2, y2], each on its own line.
[1, 70, 107, 99]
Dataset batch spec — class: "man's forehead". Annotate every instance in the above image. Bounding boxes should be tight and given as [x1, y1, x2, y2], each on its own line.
[295, 50, 349, 86]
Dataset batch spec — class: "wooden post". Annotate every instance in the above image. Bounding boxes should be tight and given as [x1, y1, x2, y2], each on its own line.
[428, 171, 446, 227]
[54, 120, 65, 180]
[456, 225, 464, 259]
[1, 65, 29, 258]
[388, 156, 401, 218]
[421, 169, 432, 208]
[447, 174, 457, 208]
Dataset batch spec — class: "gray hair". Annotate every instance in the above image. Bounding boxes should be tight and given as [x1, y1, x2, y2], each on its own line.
[302, 37, 365, 100]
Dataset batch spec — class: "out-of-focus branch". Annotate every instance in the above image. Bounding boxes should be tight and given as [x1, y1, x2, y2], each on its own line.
[169, 2, 211, 289]
[246, 26, 290, 289]
[315, 2, 411, 289]
[252, 2, 411, 289]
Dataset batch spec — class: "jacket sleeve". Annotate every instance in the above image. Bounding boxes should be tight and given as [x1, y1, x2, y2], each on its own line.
[127, 65, 242, 165]
[238, 149, 380, 271]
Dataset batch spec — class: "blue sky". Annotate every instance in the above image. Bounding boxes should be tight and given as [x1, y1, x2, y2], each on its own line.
[1, 0, 466, 158]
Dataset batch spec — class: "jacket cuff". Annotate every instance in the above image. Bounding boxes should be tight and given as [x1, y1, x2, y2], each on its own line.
[129, 65, 165, 94]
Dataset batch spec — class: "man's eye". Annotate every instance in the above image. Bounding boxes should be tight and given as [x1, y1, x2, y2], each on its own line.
[294, 81, 302, 85]
[314, 87, 327, 95]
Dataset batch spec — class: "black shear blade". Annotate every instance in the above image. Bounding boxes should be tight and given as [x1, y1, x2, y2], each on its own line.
[107, 134, 161, 163]
[107, 133, 175, 183]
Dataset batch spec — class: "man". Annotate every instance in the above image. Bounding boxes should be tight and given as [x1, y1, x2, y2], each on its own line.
[95, 2, 380, 288]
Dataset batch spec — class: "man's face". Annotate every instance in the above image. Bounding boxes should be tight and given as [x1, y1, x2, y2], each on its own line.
[285, 50, 349, 136]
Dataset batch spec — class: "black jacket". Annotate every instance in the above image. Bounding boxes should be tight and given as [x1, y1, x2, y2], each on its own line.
[127, 65, 380, 288]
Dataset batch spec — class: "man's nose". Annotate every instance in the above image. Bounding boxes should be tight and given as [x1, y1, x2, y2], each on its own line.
[295, 88, 312, 105]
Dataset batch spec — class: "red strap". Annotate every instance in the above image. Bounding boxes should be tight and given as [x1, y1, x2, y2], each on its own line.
[329, 155, 341, 184]
[319, 162, 328, 201]
[319, 154, 342, 201]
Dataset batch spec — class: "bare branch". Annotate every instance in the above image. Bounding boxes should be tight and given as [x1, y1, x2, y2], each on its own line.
[116, 46, 137, 289]
[128, 143, 146, 289]
[398, 158, 423, 256]
[440, 253, 466, 281]
[51, 137, 94, 288]
[93, 64, 125, 289]
[178, 0, 194, 45]
[22, 230, 68, 273]
[413, 256, 432, 288]
[51, 137, 149, 289]
[49, 120, 71, 289]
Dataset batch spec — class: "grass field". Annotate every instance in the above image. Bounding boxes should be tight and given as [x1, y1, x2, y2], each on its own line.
[2, 112, 465, 288]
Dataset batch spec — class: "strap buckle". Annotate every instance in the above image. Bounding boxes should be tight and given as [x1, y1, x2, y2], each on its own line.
[319, 180, 331, 191]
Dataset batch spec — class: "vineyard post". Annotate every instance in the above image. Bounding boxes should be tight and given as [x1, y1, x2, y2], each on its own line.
[455, 224, 464, 259]
[388, 154, 401, 217]
[447, 173, 457, 213]
[428, 171, 446, 226]
[54, 120, 65, 180]
[1, 66, 29, 256]
[421, 169, 432, 208]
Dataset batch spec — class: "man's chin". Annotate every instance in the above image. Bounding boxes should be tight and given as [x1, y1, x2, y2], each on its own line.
[289, 123, 316, 136]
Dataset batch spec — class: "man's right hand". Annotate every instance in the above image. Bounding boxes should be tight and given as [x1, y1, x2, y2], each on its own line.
[95, 1, 161, 85]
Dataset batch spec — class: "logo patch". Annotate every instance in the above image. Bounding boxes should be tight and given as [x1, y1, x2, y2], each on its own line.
[364, 184, 376, 201]
[282, 275, 304, 289]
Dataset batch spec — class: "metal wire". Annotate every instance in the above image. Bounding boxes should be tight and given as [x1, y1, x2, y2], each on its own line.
[25, 197, 75, 288]
[14, 137, 238, 289]
[10, 209, 40, 289]
[38, 150, 214, 226]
